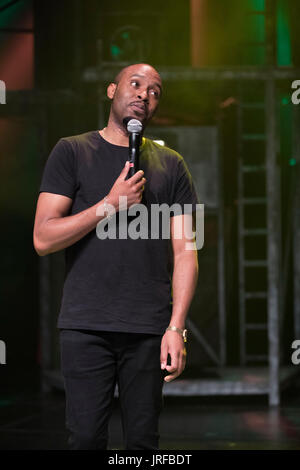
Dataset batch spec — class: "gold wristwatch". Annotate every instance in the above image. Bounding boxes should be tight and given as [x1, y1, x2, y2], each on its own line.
[166, 325, 188, 342]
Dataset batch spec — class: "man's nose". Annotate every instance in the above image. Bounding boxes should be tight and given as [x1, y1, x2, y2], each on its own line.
[137, 89, 149, 101]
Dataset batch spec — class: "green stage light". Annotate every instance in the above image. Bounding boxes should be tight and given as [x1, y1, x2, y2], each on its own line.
[277, 0, 292, 66]
[249, 0, 265, 11]
[0, 0, 27, 29]
[111, 44, 121, 59]
[281, 96, 289, 105]
[109, 26, 146, 62]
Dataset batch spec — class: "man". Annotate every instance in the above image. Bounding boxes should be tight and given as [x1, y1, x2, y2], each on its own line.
[33, 63, 199, 450]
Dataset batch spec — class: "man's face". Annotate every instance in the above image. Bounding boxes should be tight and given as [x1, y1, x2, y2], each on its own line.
[108, 64, 162, 129]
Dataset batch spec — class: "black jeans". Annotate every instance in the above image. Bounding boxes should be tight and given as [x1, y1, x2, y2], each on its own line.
[59, 329, 165, 450]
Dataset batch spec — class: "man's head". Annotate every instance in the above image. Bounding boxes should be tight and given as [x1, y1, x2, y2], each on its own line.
[106, 63, 162, 131]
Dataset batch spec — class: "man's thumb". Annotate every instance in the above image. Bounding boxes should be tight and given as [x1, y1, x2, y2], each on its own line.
[120, 161, 130, 179]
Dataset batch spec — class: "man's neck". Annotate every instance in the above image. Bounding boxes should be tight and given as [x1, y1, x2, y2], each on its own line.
[100, 115, 145, 147]
[99, 120, 129, 147]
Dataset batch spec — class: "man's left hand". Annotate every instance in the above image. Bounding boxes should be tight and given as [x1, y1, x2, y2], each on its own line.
[160, 330, 187, 382]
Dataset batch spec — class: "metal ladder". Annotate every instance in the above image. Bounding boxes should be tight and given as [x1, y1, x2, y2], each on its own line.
[237, 89, 269, 365]
[236, 0, 275, 366]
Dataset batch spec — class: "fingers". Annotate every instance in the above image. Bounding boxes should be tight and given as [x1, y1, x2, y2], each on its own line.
[119, 161, 131, 180]
[129, 169, 145, 184]
[123, 165, 146, 195]
[119, 161, 144, 181]
[119, 161, 145, 186]
[164, 349, 186, 383]
[160, 340, 168, 370]
[164, 351, 179, 382]
[130, 176, 146, 206]
[134, 177, 146, 191]
[160, 333, 187, 383]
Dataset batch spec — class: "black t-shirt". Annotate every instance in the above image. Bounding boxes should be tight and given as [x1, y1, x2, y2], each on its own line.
[39, 131, 199, 335]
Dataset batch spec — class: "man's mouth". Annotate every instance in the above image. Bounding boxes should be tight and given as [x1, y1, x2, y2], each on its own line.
[129, 102, 147, 114]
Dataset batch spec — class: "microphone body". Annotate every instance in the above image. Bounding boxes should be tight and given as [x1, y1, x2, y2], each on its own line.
[123, 118, 143, 180]
[128, 132, 141, 178]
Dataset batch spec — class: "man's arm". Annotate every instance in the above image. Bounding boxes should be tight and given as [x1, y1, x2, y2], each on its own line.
[33, 162, 146, 256]
[160, 213, 199, 382]
[33, 192, 108, 256]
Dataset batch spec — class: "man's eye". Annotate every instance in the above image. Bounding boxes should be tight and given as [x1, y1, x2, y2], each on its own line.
[131, 81, 139, 87]
[150, 90, 159, 97]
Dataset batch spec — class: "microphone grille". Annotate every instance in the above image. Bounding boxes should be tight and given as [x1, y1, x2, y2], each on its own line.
[126, 119, 143, 133]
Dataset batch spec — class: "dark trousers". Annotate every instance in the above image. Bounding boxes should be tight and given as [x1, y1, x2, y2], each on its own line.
[59, 329, 165, 450]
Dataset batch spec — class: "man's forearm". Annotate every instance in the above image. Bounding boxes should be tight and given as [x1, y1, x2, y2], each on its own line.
[169, 250, 199, 329]
[35, 198, 108, 256]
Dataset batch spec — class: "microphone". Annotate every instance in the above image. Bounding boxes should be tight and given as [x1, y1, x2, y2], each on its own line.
[123, 117, 143, 179]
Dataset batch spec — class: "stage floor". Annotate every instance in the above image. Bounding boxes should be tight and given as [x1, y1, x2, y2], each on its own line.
[1, 375, 300, 450]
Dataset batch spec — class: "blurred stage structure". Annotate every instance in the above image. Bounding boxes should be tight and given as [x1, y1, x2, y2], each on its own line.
[1, 0, 300, 406]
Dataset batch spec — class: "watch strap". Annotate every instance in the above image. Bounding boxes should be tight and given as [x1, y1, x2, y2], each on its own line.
[166, 325, 187, 342]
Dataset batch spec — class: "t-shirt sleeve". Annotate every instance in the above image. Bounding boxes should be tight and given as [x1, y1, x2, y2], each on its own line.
[170, 156, 200, 216]
[39, 138, 77, 198]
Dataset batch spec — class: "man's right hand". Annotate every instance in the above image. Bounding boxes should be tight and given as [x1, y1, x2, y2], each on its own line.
[33, 162, 146, 257]
[106, 161, 146, 211]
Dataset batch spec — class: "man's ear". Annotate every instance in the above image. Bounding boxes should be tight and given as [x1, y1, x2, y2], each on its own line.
[107, 82, 117, 100]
